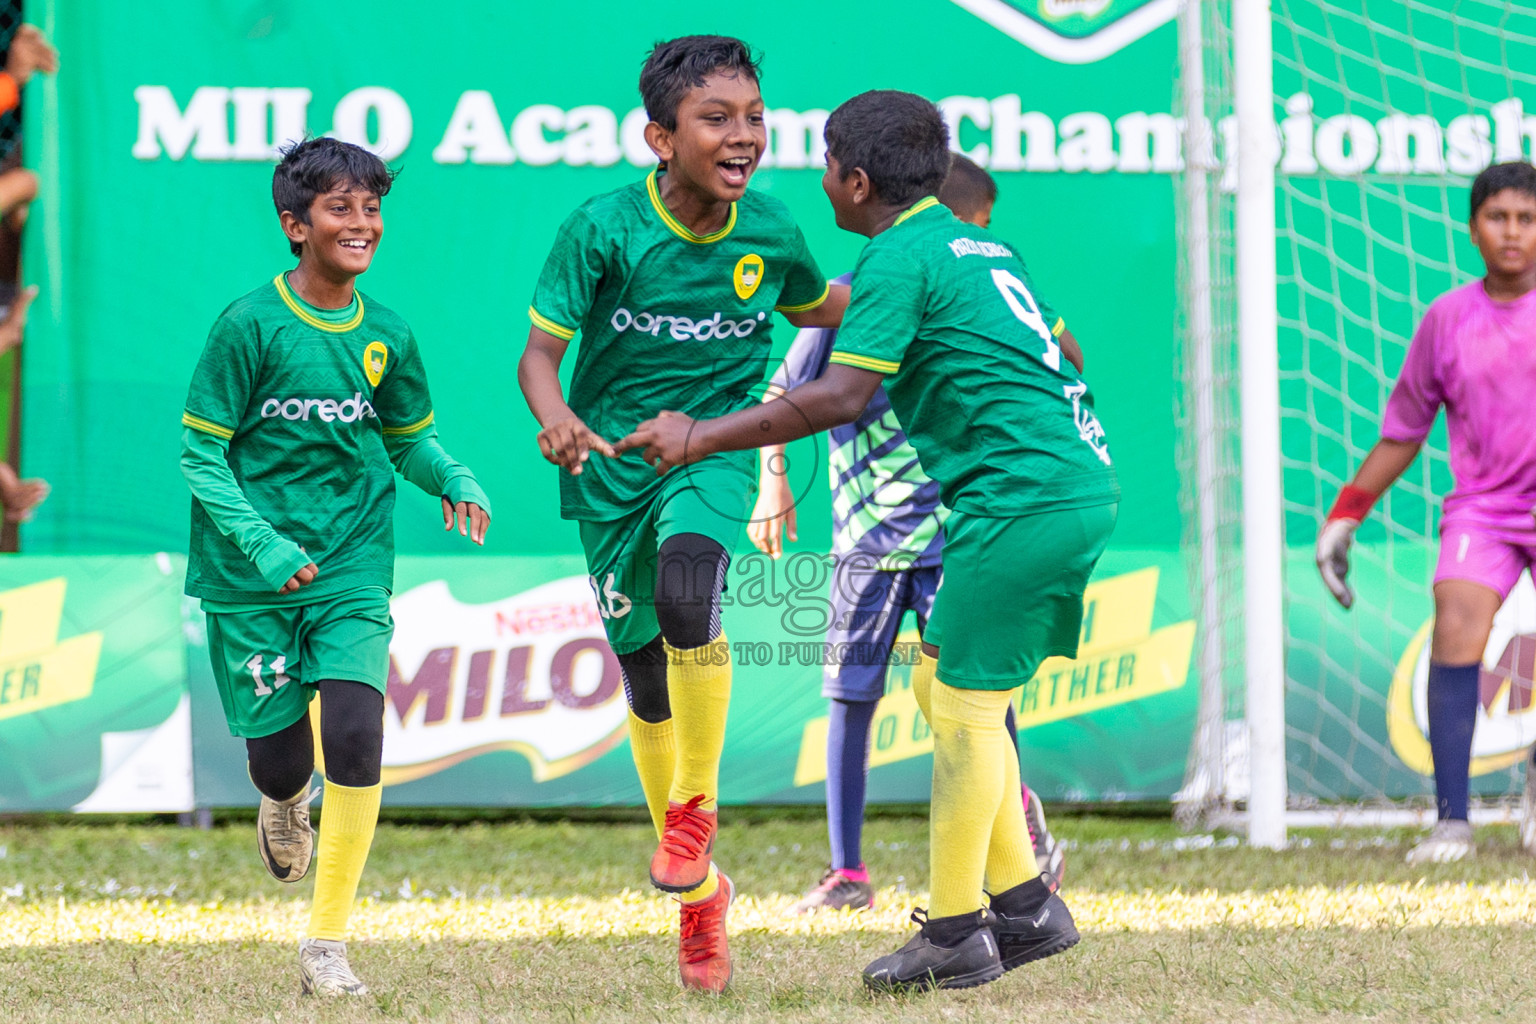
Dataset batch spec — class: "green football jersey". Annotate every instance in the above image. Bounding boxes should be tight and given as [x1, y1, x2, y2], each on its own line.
[182, 274, 439, 603]
[829, 198, 1118, 516]
[530, 169, 829, 520]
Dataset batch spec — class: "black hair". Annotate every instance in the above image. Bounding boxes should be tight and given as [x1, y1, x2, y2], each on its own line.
[938, 153, 997, 220]
[824, 90, 952, 208]
[272, 137, 397, 257]
[639, 35, 762, 131]
[1470, 161, 1536, 219]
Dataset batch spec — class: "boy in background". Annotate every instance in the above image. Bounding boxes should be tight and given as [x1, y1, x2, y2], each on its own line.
[619, 90, 1117, 993]
[1317, 160, 1536, 865]
[518, 35, 844, 992]
[181, 137, 490, 996]
[749, 155, 1069, 914]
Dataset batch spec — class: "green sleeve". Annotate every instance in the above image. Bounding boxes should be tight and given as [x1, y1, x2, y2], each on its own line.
[182, 312, 256, 440]
[179, 428, 309, 591]
[827, 244, 925, 375]
[385, 426, 491, 514]
[774, 223, 830, 313]
[374, 329, 490, 513]
[528, 207, 606, 340]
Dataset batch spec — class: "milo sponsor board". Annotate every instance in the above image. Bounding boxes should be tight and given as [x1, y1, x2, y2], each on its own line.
[371, 576, 628, 785]
[793, 566, 1194, 786]
[0, 558, 190, 813]
[1389, 574, 1536, 778]
[28, 1, 1206, 809]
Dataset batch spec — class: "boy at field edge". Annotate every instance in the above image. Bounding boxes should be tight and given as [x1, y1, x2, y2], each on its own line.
[619, 90, 1118, 993]
[516, 35, 845, 992]
[1317, 161, 1536, 866]
[180, 138, 490, 996]
[750, 155, 1073, 914]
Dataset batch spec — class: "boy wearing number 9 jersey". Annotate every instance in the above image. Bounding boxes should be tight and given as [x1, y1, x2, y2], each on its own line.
[617, 90, 1118, 993]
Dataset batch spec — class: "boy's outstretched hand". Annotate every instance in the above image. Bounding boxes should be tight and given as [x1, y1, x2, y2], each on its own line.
[536, 415, 617, 475]
[614, 411, 699, 475]
[748, 469, 797, 559]
[442, 497, 490, 545]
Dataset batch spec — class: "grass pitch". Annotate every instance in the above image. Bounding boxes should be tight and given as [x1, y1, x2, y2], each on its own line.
[1, 812, 1534, 1023]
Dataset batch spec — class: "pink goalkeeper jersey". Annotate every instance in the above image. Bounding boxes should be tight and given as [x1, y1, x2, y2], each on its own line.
[1382, 279, 1536, 523]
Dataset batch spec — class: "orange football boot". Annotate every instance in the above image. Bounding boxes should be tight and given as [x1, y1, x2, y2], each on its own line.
[650, 793, 717, 892]
[678, 870, 734, 992]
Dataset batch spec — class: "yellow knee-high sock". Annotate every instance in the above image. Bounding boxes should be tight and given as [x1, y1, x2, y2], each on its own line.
[664, 632, 731, 809]
[680, 864, 720, 903]
[308, 780, 382, 941]
[627, 711, 718, 902]
[627, 711, 677, 841]
[928, 682, 1013, 919]
[911, 650, 936, 723]
[984, 710, 1038, 894]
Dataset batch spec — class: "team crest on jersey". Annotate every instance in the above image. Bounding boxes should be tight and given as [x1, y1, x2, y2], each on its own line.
[949, 0, 1175, 63]
[734, 254, 764, 301]
[363, 341, 388, 387]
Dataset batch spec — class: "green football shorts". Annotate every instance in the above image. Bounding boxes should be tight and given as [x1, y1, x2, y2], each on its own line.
[203, 586, 394, 738]
[578, 454, 755, 654]
[925, 503, 1117, 691]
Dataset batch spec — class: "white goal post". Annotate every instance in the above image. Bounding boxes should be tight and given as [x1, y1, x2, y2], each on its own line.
[1175, 0, 1536, 831]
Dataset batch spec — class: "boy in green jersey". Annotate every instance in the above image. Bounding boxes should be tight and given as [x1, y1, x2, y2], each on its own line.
[618, 90, 1117, 993]
[518, 35, 844, 993]
[181, 137, 490, 997]
[752, 156, 1076, 916]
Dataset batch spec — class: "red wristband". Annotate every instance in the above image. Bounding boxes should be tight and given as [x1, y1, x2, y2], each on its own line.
[1327, 484, 1378, 522]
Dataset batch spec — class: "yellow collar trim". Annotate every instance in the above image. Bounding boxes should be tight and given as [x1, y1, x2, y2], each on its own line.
[646, 170, 737, 244]
[894, 196, 941, 227]
[273, 274, 365, 333]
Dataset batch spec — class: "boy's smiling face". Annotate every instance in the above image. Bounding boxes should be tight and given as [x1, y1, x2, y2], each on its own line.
[283, 183, 383, 280]
[650, 70, 766, 202]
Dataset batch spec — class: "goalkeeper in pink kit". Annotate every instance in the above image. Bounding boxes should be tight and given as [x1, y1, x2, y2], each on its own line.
[1317, 161, 1536, 864]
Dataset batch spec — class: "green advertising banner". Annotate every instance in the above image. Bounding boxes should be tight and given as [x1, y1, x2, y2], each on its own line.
[24, 0, 1536, 807]
[6, 1, 1219, 807]
[11, 548, 1493, 812]
[0, 556, 188, 811]
[22, 0, 1183, 563]
[191, 552, 1198, 808]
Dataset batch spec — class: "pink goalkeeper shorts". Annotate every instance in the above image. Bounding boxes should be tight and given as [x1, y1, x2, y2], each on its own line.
[1435, 512, 1536, 598]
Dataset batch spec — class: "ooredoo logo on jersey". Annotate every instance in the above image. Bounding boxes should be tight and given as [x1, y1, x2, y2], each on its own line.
[259, 393, 377, 423]
[609, 307, 768, 341]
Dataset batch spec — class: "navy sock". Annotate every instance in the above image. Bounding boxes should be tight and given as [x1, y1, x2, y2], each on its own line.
[827, 698, 878, 871]
[1004, 702, 1020, 756]
[1426, 661, 1480, 821]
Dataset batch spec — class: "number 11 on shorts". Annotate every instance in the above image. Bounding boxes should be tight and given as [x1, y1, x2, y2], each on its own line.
[247, 653, 292, 696]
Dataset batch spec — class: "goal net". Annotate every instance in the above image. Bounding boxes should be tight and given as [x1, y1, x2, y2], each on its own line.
[1176, 0, 1536, 822]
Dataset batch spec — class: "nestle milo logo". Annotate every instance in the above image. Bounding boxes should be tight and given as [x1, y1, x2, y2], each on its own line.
[951, 0, 1176, 63]
[376, 576, 629, 786]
